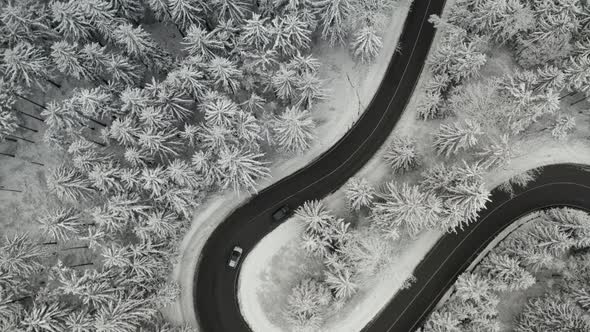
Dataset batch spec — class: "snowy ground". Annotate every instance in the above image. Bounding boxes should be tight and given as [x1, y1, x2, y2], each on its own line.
[167, 0, 414, 327]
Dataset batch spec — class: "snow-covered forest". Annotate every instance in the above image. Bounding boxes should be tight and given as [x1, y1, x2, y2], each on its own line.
[276, 0, 590, 330]
[420, 207, 590, 331]
[0, 0, 398, 330]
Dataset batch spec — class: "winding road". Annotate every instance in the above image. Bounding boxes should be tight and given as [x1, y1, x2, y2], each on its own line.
[362, 163, 590, 331]
[194, 0, 445, 331]
[192, 0, 590, 331]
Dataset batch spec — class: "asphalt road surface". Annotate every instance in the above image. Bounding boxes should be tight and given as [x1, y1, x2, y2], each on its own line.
[362, 163, 590, 331]
[194, 0, 445, 330]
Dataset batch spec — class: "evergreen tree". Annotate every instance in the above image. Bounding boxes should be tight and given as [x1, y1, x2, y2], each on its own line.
[434, 119, 483, 157]
[516, 295, 590, 332]
[316, 0, 351, 46]
[212, 0, 250, 22]
[296, 71, 327, 109]
[325, 268, 357, 300]
[47, 164, 95, 202]
[417, 89, 445, 120]
[344, 177, 376, 211]
[0, 233, 45, 276]
[285, 278, 331, 331]
[113, 24, 169, 70]
[295, 200, 333, 234]
[2, 42, 57, 89]
[372, 182, 443, 237]
[165, 65, 208, 100]
[203, 95, 238, 128]
[207, 56, 242, 94]
[454, 272, 491, 302]
[478, 134, 513, 169]
[198, 124, 232, 151]
[536, 64, 566, 92]
[551, 115, 576, 140]
[0, 1, 54, 46]
[64, 309, 94, 332]
[50, 0, 92, 41]
[21, 302, 69, 332]
[137, 127, 182, 159]
[351, 26, 383, 63]
[0, 110, 18, 142]
[480, 252, 535, 292]
[182, 25, 225, 59]
[110, 0, 145, 21]
[234, 111, 262, 147]
[147, 0, 172, 22]
[240, 14, 272, 50]
[272, 64, 299, 102]
[94, 298, 155, 332]
[110, 117, 139, 146]
[38, 207, 83, 242]
[217, 145, 270, 192]
[50, 41, 92, 80]
[271, 14, 312, 56]
[106, 53, 142, 85]
[383, 136, 420, 174]
[272, 107, 315, 152]
[169, 0, 208, 31]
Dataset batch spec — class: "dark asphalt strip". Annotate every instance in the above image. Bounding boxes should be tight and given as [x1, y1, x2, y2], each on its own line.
[192, 0, 453, 331]
[366, 164, 590, 332]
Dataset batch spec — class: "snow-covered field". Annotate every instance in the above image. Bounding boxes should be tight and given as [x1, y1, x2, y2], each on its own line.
[168, 1, 413, 327]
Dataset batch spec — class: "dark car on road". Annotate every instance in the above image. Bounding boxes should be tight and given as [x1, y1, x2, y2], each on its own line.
[272, 205, 292, 222]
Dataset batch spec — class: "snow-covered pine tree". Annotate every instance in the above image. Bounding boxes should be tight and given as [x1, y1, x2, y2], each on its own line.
[479, 252, 535, 292]
[2, 42, 59, 89]
[207, 56, 242, 94]
[0, 110, 18, 142]
[344, 177, 376, 211]
[38, 207, 83, 242]
[169, 0, 208, 31]
[165, 65, 208, 100]
[137, 127, 182, 159]
[296, 71, 327, 109]
[271, 14, 312, 56]
[551, 115, 576, 140]
[50, 0, 92, 41]
[351, 26, 383, 64]
[105, 53, 142, 85]
[372, 182, 443, 237]
[295, 200, 333, 234]
[272, 107, 315, 153]
[315, 0, 351, 46]
[113, 24, 170, 70]
[272, 64, 299, 102]
[383, 136, 420, 173]
[284, 278, 331, 331]
[41, 101, 84, 132]
[50, 41, 93, 81]
[0, 0, 54, 46]
[217, 145, 270, 192]
[212, 0, 250, 23]
[434, 119, 483, 157]
[325, 268, 358, 300]
[110, 0, 145, 22]
[182, 25, 225, 59]
[477, 134, 513, 169]
[416, 90, 443, 120]
[516, 295, 590, 332]
[202, 94, 238, 128]
[240, 14, 272, 50]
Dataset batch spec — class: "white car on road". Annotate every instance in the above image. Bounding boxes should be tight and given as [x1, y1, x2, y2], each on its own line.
[228, 246, 243, 268]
